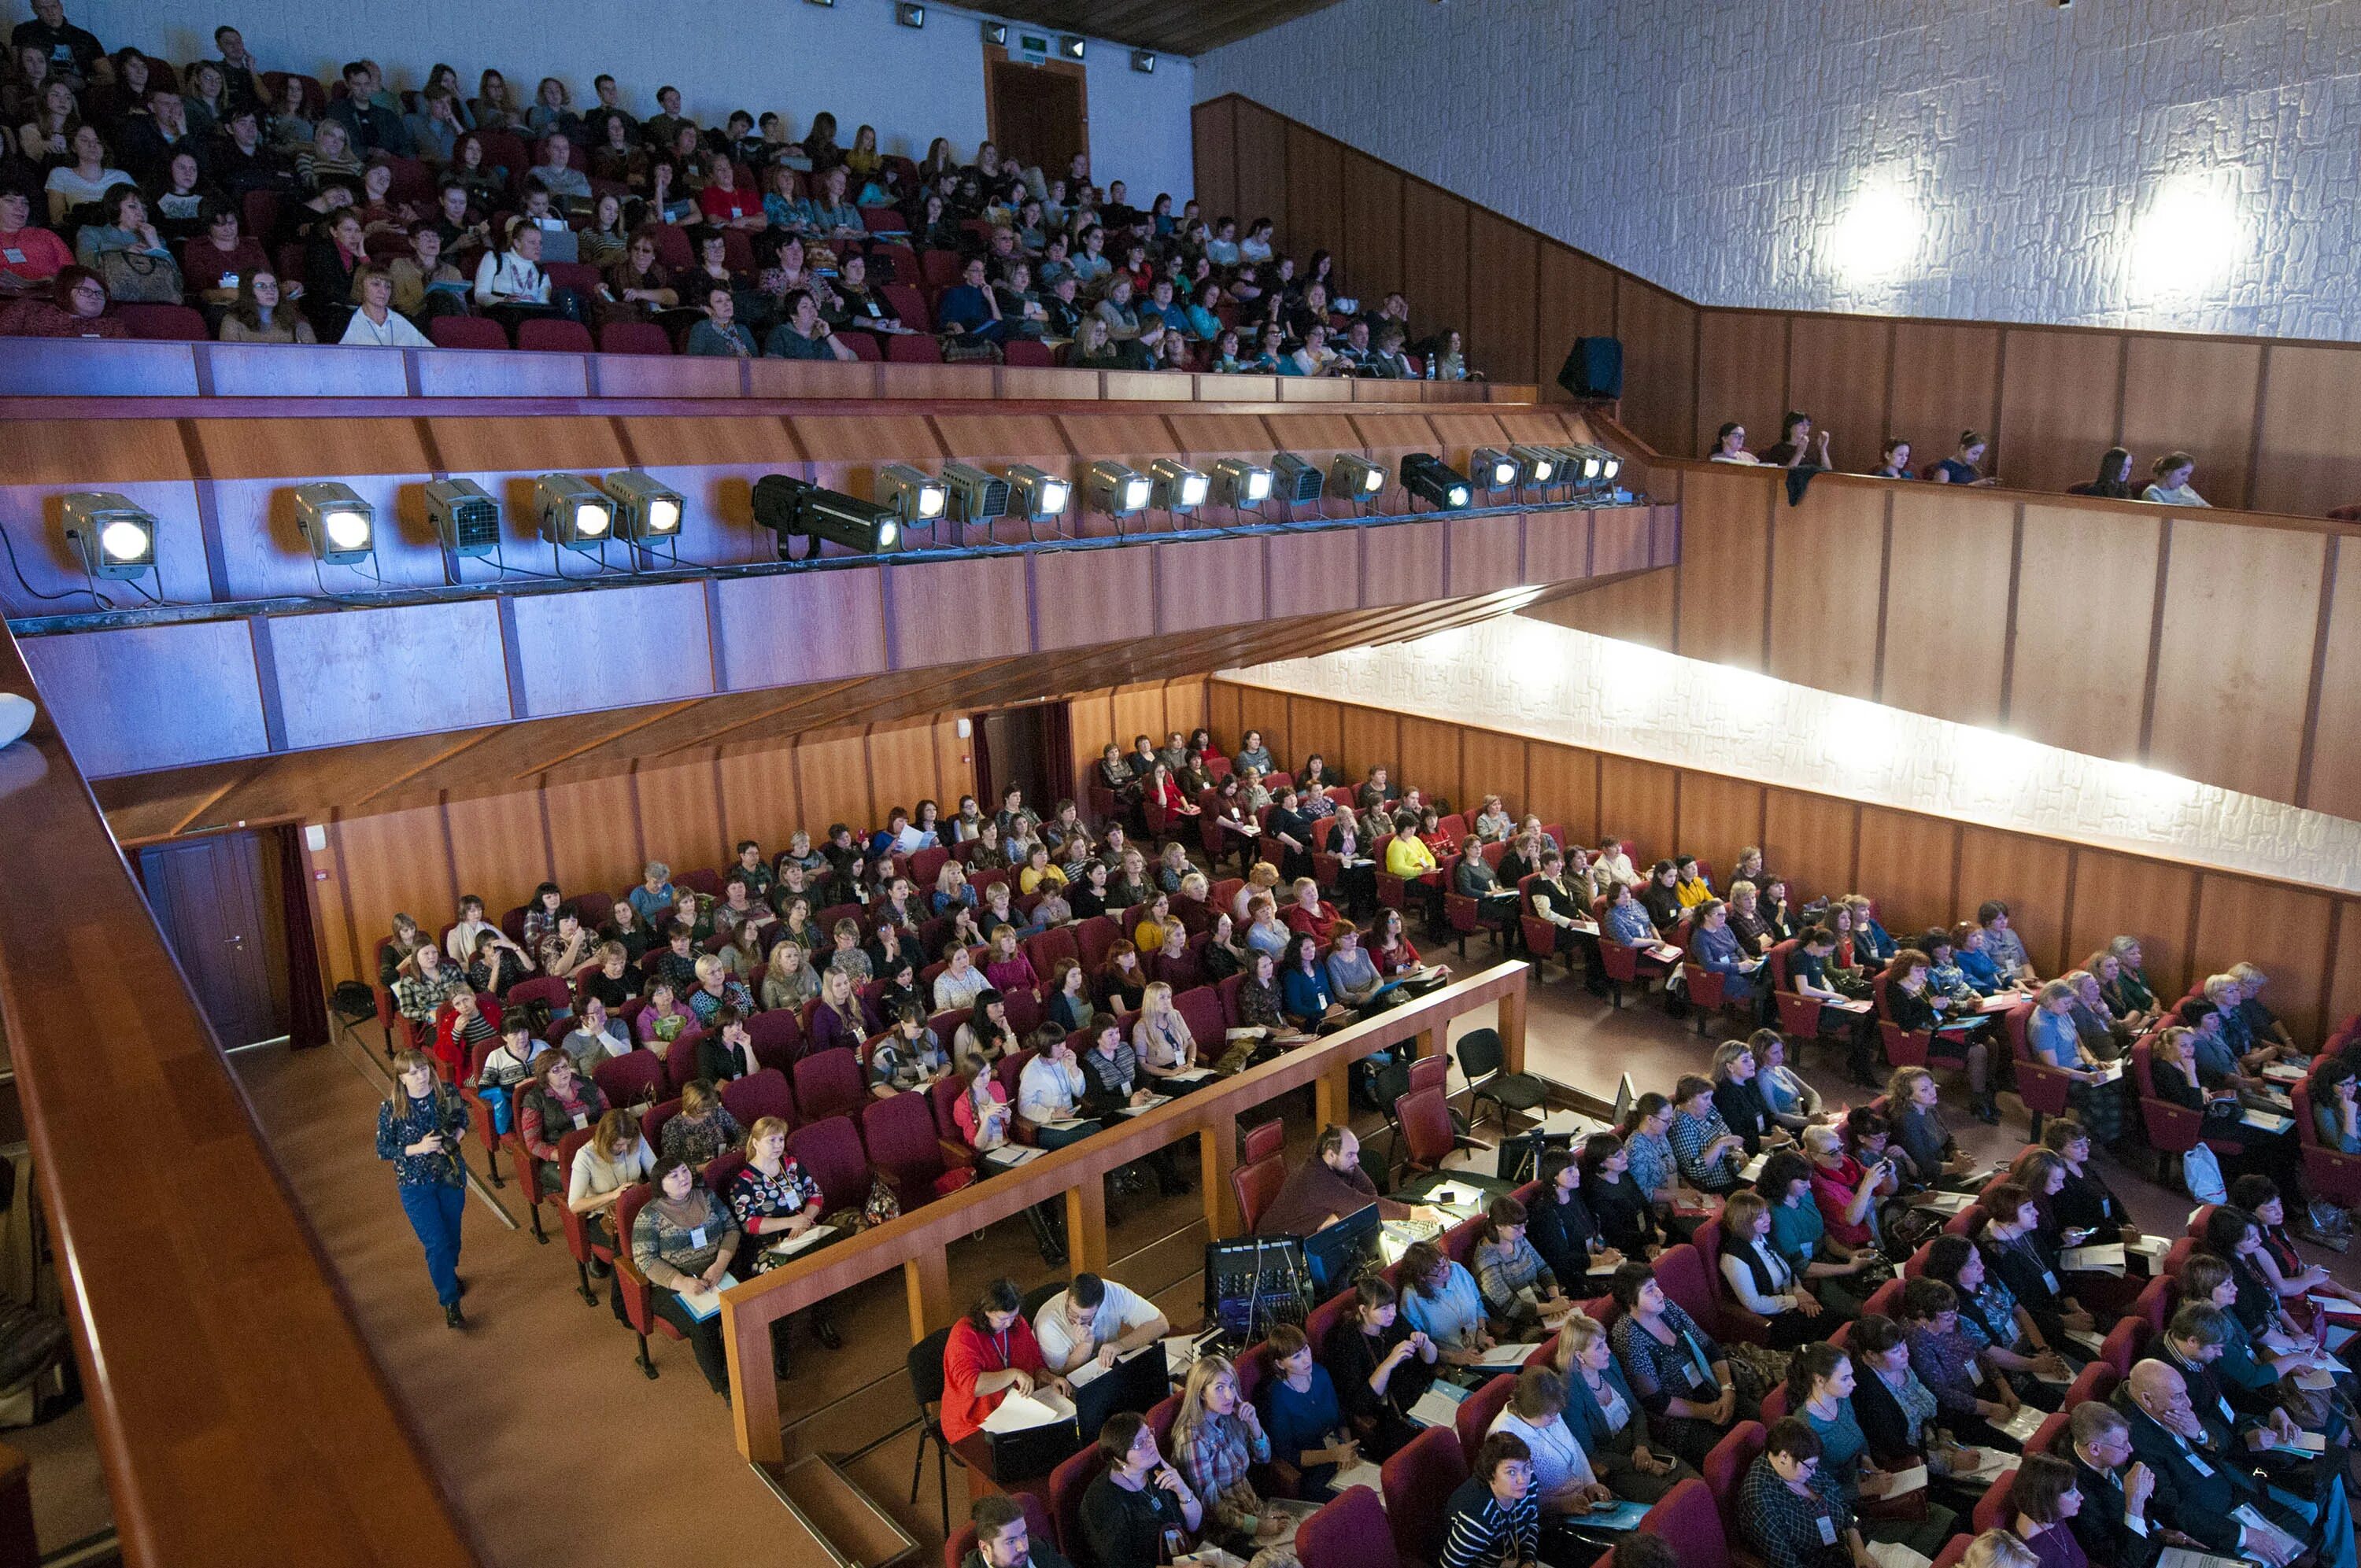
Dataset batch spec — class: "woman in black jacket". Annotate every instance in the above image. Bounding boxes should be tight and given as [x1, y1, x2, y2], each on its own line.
[1528, 1151, 1617, 1285]
[1847, 1314, 1989, 1511]
[1709, 1039, 1778, 1155]
[1577, 1132, 1659, 1259]
[1976, 1182, 2095, 1350]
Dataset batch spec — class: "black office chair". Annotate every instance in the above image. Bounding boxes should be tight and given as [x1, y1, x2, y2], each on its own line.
[1456, 1028, 1548, 1133]
[1020, 1278, 1067, 1321]
[907, 1325, 965, 1534]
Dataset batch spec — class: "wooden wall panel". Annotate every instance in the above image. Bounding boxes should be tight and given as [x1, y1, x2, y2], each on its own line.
[1340, 707, 1400, 797]
[715, 747, 803, 861]
[2304, 544, 2361, 818]
[539, 773, 641, 898]
[1766, 482, 1883, 700]
[2252, 345, 2361, 519]
[2119, 338, 2263, 512]
[1886, 323, 2001, 467]
[2329, 910, 2361, 1044]
[1525, 743, 1598, 848]
[1467, 211, 1538, 388]
[1067, 691, 1115, 784]
[1400, 718, 1464, 809]
[2146, 518, 2326, 803]
[635, 760, 726, 880]
[1785, 316, 1891, 476]
[1288, 694, 1343, 780]
[1523, 573, 1676, 652]
[441, 793, 551, 915]
[1463, 730, 1529, 819]
[866, 721, 944, 826]
[1763, 792, 1857, 904]
[1674, 467, 1773, 669]
[1535, 247, 1617, 403]
[2006, 505, 2159, 762]
[1339, 153, 1403, 306]
[1400, 183, 1470, 347]
[1163, 682, 1208, 750]
[1694, 313, 1789, 463]
[2193, 874, 2333, 1039]
[1192, 98, 1236, 239]
[793, 731, 872, 839]
[1284, 123, 1341, 270]
[1956, 826, 2071, 976]
[2064, 850, 2196, 1004]
[1882, 490, 2011, 727]
[1598, 756, 1676, 869]
[1854, 807, 1959, 940]
[1206, 682, 1245, 755]
[1614, 281, 1696, 460]
[1676, 772, 1766, 878]
[1110, 686, 1169, 758]
[1231, 105, 1288, 260]
[1996, 330, 2123, 496]
[331, 805, 453, 956]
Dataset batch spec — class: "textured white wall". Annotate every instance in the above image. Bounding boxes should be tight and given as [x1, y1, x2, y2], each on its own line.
[57, 0, 1196, 202]
[1196, 0, 2361, 341]
[1225, 618, 2361, 894]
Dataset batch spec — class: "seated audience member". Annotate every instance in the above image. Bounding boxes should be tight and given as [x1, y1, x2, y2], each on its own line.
[1321, 1274, 1438, 1460]
[2068, 446, 2138, 498]
[517, 1052, 608, 1188]
[1802, 1122, 1890, 1252]
[1255, 1322, 1355, 1500]
[1439, 1433, 1541, 1568]
[628, 1156, 741, 1396]
[1609, 1261, 1742, 1466]
[1885, 1064, 1981, 1186]
[1786, 1342, 1957, 1557]
[1737, 1419, 1861, 1568]
[2113, 1359, 2331, 1568]
[1031, 1271, 1169, 1379]
[0, 187, 72, 295]
[0, 260, 124, 338]
[1846, 1313, 1986, 1502]
[2062, 1400, 2169, 1568]
[942, 1277, 1066, 1444]
[1015, 1029, 1102, 1149]
[868, 1005, 949, 1097]
[1706, 422, 1759, 463]
[2141, 450, 2208, 507]
[1758, 1148, 1877, 1315]
[1550, 1311, 1695, 1504]
[1716, 1189, 1827, 1348]
[1579, 1132, 1661, 1259]
[1169, 1355, 1290, 1557]
[1871, 437, 1914, 478]
[560, 995, 632, 1068]
[685, 280, 756, 356]
[342, 263, 430, 345]
[963, 1494, 1074, 1568]
[764, 286, 855, 360]
[1527, 1149, 1619, 1284]
[1079, 1411, 1201, 1568]
[1471, 1196, 1574, 1335]
[1760, 411, 1833, 469]
[1668, 1073, 1747, 1194]
[567, 1105, 652, 1253]
[1918, 1235, 2073, 1403]
[1925, 430, 1998, 485]
[1256, 1123, 1410, 1234]
[1897, 1277, 2023, 1448]
[660, 1079, 742, 1166]
[1486, 1366, 1616, 1548]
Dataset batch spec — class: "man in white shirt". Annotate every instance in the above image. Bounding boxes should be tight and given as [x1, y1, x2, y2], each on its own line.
[1032, 1272, 1171, 1375]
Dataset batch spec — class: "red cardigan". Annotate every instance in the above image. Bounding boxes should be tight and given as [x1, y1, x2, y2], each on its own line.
[940, 1313, 1047, 1443]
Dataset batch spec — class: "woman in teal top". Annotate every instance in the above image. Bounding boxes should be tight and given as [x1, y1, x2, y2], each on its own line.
[1791, 1344, 1957, 1559]
[2315, 1062, 2361, 1153]
[1758, 1151, 1876, 1317]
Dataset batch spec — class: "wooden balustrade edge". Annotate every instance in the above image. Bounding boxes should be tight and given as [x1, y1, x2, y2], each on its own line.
[723, 960, 1529, 1463]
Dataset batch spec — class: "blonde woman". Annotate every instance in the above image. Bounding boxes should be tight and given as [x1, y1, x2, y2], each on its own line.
[1232, 861, 1281, 926]
[1550, 1313, 1694, 1502]
[569, 1106, 653, 1282]
[1133, 981, 1201, 1083]
[1170, 1354, 1292, 1556]
[376, 1049, 472, 1327]
[761, 939, 821, 1013]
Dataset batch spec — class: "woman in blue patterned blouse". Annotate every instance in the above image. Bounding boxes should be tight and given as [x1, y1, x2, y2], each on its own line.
[376, 1050, 473, 1329]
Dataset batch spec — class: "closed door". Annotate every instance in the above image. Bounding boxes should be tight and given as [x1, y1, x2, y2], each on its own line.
[987, 58, 1087, 178]
[977, 707, 1050, 815]
[138, 831, 286, 1049]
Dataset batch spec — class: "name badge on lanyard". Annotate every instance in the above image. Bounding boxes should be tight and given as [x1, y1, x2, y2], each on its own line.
[2041, 1271, 2060, 1294]
[1683, 1334, 1714, 1390]
[2184, 1445, 2213, 1478]
[1816, 1513, 1838, 1545]
[689, 1224, 708, 1249]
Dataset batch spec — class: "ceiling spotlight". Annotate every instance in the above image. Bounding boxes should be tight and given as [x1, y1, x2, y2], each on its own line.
[981, 20, 1007, 44]
[1130, 49, 1155, 72]
[1059, 34, 1085, 59]
[942, 463, 1011, 523]
[1326, 452, 1387, 500]
[534, 473, 614, 552]
[875, 463, 948, 531]
[601, 470, 684, 543]
[1084, 460, 1150, 518]
[1469, 446, 1519, 493]
[1005, 463, 1070, 523]
[895, 2, 925, 26]
[60, 492, 156, 580]
[1147, 458, 1210, 513]
[1402, 453, 1471, 511]
[1269, 452, 1325, 505]
[293, 481, 374, 565]
[424, 478, 502, 558]
[1509, 445, 1561, 486]
[1210, 458, 1272, 507]
[752, 474, 903, 557]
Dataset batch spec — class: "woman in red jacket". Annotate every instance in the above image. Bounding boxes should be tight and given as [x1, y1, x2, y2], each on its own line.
[941, 1276, 1071, 1443]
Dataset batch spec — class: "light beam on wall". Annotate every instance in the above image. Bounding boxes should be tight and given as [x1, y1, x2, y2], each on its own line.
[1828, 176, 1923, 283]
[2130, 175, 2241, 300]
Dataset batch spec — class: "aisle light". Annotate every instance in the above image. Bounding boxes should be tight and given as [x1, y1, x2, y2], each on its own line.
[601, 471, 684, 542]
[60, 492, 156, 579]
[293, 481, 375, 565]
[534, 473, 613, 552]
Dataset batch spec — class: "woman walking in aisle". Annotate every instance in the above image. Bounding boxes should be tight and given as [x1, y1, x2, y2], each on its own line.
[376, 1049, 473, 1328]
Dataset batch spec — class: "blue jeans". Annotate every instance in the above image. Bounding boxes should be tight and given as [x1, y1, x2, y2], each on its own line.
[399, 1180, 467, 1307]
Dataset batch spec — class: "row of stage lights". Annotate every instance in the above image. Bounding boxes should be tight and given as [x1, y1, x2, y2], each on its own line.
[51, 445, 1624, 581]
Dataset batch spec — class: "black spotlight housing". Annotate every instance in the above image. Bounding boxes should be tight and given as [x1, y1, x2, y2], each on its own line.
[752, 474, 905, 557]
[1401, 453, 1472, 511]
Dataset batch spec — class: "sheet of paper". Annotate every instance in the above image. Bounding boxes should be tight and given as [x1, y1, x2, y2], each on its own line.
[1979, 994, 2018, 1013]
[766, 1223, 840, 1260]
[2091, 1060, 2126, 1083]
[1738, 1153, 1768, 1182]
[1111, 1095, 1173, 1117]
[2126, 1234, 2171, 1260]
[2262, 1061, 2307, 1084]
[2296, 1367, 2337, 1391]
[1993, 1404, 2046, 1441]
[1332, 1459, 1384, 1495]
[1163, 1332, 1219, 1378]
[1165, 1068, 1216, 1084]
[1914, 1191, 1975, 1214]
[1538, 1109, 1607, 1139]
[2062, 1242, 2128, 1273]
[2062, 1329, 2108, 1356]
[1472, 1342, 1546, 1371]
[1864, 1544, 1932, 1568]
[1408, 1384, 1468, 1427]
[1953, 1446, 2013, 1481]
[1427, 1182, 1494, 1209]
[1827, 998, 1873, 1013]
[1881, 1464, 1929, 1498]
[2271, 1430, 2328, 1454]
[2306, 1292, 2361, 1315]
[2329, 1324, 2359, 1352]
[992, 1146, 1047, 1166]
[979, 1389, 1076, 1433]
[2158, 1550, 2252, 1568]
[2241, 1109, 2296, 1134]
[676, 1271, 742, 1322]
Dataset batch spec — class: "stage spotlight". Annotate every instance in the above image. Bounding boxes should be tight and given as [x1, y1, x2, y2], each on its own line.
[534, 473, 614, 552]
[751, 474, 903, 557]
[1210, 458, 1273, 507]
[291, 481, 375, 565]
[875, 463, 948, 531]
[1147, 458, 1210, 514]
[1469, 446, 1520, 493]
[942, 463, 1011, 524]
[424, 478, 502, 557]
[1401, 453, 1471, 511]
[60, 492, 155, 580]
[1326, 452, 1387, 500]
[1004, 464, 1070, 522]
[600, 470, 683, 543]
[1509, 445, 1562, 486]
[1269, 452, 1325, 505]
[1084, 461, 1150, 518]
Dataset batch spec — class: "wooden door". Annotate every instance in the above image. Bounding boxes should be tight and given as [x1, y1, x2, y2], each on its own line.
[976, 707, 1051, 817]
[985, 53, 1088, 177]
[138, 830, 286, 1049]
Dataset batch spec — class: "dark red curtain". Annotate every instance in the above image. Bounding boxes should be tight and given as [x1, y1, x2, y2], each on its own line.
[275, 823, 331, 1050]
[1041, 703, 1076, 808]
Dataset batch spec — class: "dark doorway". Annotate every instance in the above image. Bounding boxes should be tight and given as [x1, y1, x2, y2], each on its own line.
[975, 706, 1052, 817]
[985, 52, 1088, 179]
[137, 830, 289, 1049]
